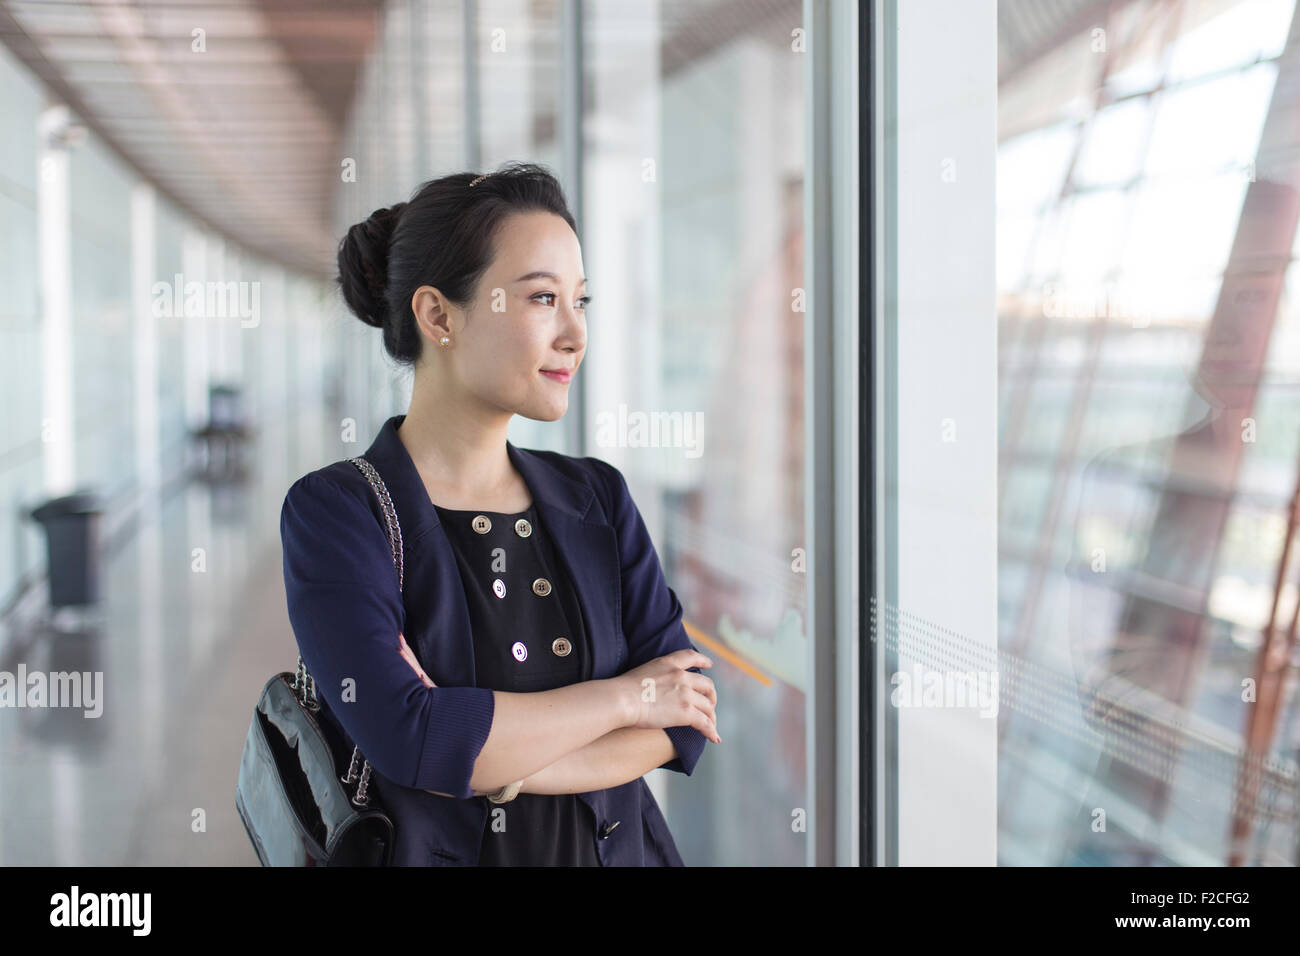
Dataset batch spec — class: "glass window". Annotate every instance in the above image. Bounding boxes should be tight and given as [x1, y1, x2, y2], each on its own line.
[584, 0, 808, 866]
[992, 0, 1300, 865]
[1074, 98, 1150, 188]
[878, 0, 1300, 867]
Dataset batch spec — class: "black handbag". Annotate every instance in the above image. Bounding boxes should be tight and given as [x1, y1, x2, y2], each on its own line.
[235, 456, 405, 866]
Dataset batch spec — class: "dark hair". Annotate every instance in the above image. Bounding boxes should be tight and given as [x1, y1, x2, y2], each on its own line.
[336, 161, 578, 366]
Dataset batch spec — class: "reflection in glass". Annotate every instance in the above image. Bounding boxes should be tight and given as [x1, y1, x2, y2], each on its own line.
[998, 0, 1300, 865]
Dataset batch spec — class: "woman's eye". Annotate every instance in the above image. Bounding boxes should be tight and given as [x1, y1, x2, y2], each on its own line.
[533, 292, 591, 310]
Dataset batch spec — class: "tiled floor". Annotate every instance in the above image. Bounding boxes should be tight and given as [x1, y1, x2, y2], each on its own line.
[0, 423, 311, 865]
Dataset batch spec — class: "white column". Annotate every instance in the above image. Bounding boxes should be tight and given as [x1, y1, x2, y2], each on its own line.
[38, 103, 74, 495]
[892, 0, 998, 865]
[132, 182, 160, 493]
[206, 234, 227, 398]
[182, 227, 209, 431]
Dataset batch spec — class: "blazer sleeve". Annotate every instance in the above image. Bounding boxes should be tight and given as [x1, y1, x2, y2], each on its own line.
[280, 471, 495, 799]
[592, 457, 709, 777]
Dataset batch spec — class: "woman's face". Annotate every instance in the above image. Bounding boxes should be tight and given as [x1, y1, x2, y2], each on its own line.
[417, 210, 587, 422]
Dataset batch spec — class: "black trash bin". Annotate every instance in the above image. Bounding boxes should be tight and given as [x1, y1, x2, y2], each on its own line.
[209, 384, 245, 430]
[30, 491, 103, 608]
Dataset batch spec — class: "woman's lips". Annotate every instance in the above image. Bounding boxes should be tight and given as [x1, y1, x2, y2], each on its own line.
[540, 369, 572, 383]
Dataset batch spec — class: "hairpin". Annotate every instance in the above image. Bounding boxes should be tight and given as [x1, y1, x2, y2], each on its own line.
[469, 173, 491, 187]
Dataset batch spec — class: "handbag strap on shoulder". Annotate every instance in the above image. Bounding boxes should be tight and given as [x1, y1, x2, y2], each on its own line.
[347, 456, 404, 594]
[288, 456, 405, 810]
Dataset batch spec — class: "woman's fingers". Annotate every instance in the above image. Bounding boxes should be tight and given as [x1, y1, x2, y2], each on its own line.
[686, 687, 719, 742]
[398, 632, 435, 688]
[681, 680, 715, 723]
[690, 688, 720, 743]
[688, 671, 717, 708]
[659, 656, 718, 740]
[695, 685, 717, 729]
[668, 648, 712, 670]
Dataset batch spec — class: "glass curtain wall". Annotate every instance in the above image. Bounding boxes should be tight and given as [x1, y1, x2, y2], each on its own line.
[876, 0, 1300, 866]
[582, 0, 808, 865]
[349, 0, 816, 865]
[996, 0, 1300, 866]
[329, 0, 821, 867]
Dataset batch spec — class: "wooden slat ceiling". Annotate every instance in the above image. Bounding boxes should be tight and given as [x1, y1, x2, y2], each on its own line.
[0, 0, 839, 278]
[0, 0, 382, 278]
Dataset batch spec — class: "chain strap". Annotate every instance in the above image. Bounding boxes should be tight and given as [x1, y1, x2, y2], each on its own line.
[349, 456, 405, 591]
[293, 456, 404, 809]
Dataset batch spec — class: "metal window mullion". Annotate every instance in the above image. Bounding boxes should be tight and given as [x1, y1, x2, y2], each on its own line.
[804, 0, 861, 868]
[561, 0, 585, 457]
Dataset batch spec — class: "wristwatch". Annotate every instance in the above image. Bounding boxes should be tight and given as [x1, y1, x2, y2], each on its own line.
[487, 779, 524, 804]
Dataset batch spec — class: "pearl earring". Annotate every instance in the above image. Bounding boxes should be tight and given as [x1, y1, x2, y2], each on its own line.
[439, 335, 451, 347]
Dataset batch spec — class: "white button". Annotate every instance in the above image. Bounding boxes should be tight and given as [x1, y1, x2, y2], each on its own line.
[515, 518, 532, 537]
[511, 641, 528, 661]
[532, 577, 552, 597]
[552, 637, 571, 657]
[492, 578, 506, 599]
[472, 515, 491, 534]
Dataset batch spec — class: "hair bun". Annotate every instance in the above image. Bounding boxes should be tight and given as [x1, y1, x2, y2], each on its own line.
[336, 202, 408, 329]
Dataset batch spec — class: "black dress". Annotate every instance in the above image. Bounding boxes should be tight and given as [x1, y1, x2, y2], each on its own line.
[432, 502, 603, 867]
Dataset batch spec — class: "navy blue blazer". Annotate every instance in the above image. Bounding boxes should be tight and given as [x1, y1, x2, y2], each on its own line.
[280, 413, 708, 865]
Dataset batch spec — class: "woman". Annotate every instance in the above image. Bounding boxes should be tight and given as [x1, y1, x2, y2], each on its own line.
[280, 162, 719, 866]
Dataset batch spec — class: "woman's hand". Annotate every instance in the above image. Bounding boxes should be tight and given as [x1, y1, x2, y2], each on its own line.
[619, 649, 719, 743]
[398, 632, 436, 688]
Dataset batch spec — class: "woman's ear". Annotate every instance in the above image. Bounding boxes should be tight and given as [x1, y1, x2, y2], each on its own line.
[411, 285, 454, 345]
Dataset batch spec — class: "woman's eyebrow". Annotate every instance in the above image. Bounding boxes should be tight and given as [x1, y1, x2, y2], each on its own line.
[513, 271, 587, 285]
